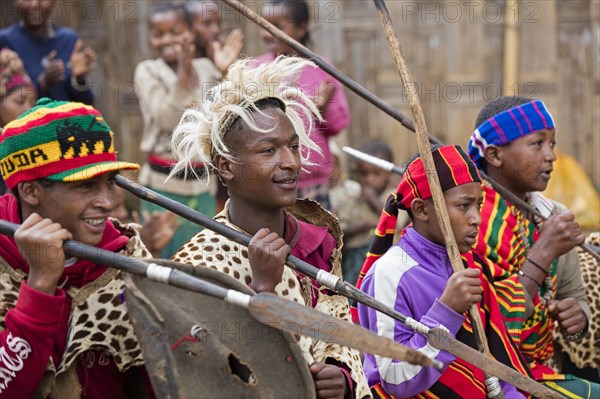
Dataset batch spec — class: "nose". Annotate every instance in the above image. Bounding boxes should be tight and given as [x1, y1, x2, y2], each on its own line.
[93, 184, 117, 211]
[470, 207, 482, 227]
[279, 147, 300, 170]
[543, 144, 556, 162]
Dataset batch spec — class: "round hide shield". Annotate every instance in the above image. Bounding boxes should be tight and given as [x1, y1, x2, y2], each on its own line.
[123, 259, 316, 399]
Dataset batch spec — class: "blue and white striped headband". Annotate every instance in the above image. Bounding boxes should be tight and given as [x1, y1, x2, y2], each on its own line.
[468, 100, 555, 169]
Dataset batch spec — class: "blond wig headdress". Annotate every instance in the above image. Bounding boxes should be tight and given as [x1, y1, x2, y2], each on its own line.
[169, 56, 322, 181]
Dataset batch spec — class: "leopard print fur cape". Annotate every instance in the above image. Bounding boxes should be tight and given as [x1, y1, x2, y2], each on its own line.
[0, 220, 151, 397]
[173, 199, 371, 399]
[553, 232, 600, 371]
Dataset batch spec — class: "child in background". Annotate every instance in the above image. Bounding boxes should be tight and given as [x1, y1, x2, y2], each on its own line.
[186, 0, 243, 75]
[254, 0, 350, 210]
[171, 56, 369, 399]
[134, 2, 222, 257]
[468, 96, 599, 397]
[0, 0, 96, 104]
[357, 145, 530, 398]
[330, 140, 407, 285]
[0, 48, 36, 194]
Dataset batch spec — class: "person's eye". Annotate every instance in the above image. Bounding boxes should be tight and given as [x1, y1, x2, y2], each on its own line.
[261, 147, 276, 154]
[290, 144, 300, 151]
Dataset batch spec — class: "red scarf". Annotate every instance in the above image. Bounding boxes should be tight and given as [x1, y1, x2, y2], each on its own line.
[0, 194, 129, 288]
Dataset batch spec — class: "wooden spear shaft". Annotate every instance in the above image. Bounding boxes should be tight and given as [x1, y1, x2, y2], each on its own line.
[371, 1, 504, 397]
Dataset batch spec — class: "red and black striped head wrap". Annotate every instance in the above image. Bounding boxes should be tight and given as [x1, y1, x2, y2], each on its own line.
[351, 145, 481, 321]
[397, 144, 482, 209]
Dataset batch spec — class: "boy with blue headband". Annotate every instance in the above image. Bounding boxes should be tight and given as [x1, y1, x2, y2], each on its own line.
[468, 96, 598, 397]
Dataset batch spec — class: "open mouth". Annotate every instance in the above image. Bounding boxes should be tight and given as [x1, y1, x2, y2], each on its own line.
[82, 217, 107, 232]
[540, 169, 553, 180]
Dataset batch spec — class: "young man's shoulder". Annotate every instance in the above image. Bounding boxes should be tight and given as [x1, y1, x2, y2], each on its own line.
[288, 198, 342, 241]
[52, 25, 79, 40]
[364, 244, 420, 287]
[0, 23, 18, 38]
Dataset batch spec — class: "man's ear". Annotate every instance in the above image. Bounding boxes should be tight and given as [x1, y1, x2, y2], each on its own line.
[483, 145, 503, 168]
[410, 198, 429, 223]
[214, 155, 234, 183]
[17, 181, 42, 207]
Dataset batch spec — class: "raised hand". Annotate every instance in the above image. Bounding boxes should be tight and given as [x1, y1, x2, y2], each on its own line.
[439, 268, 483, 315]
[134, 210, 180, 258]
[38, 49, 65, 90]
[309, 362, 347, 399]
[211, 28, 243, 75]
[314, 78, 336, 112]
[70, 39, 97, 80]
[15, 213, 72, 295]
[175, 31, 199, 89]
[247, 228, 290, 293]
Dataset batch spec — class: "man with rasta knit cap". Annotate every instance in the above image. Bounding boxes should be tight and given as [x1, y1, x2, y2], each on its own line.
[0, 98, 155, 397]
[357, 145, 533, 398]
[468, 96, 599, 397]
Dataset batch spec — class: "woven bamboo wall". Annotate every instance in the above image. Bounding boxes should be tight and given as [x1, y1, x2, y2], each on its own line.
[1, 0, 598, 187]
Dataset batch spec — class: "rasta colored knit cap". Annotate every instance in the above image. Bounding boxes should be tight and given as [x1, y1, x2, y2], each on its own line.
[396, 145, 482, 210]
[0, 98, 139, 190]
[468, 99, 555, 169]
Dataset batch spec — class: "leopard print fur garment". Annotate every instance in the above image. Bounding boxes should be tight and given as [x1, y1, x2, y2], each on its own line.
[173, 199, 371, 399]
[0, 220, 151, 396]
[553, 232, 599, 370]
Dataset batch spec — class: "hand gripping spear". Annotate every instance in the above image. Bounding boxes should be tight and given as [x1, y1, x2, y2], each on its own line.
[115, 176, 562, 399]
[370, 0, 504, 397]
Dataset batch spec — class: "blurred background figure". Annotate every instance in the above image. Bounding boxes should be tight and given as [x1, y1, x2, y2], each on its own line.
[134, 2, 222, 258]
[0, 48, 36, 194]
[0, 0, 97, 104]
[110, 187, 179, 258]
[330, 139, 408, 285]
[186, 0, 243, 76]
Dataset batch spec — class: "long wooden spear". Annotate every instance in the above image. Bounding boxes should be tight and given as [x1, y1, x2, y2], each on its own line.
[114, 177, 562, 399]
[0, 218, 439, 369]
[216, 0, 599, 262]
[370, 0, 503, 397]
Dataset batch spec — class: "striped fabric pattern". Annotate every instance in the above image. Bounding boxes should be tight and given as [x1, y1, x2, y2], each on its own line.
[353, 145, 481, 321]
[369, 251, 533, 399]
[468, 100, 555, 169]
[473, 184, 558, 362]
[396, 145, 481, 211]
[0, 98, 138, 189]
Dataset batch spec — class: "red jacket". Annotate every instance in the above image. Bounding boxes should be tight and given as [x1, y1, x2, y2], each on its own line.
[0, 194, 152, 398]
